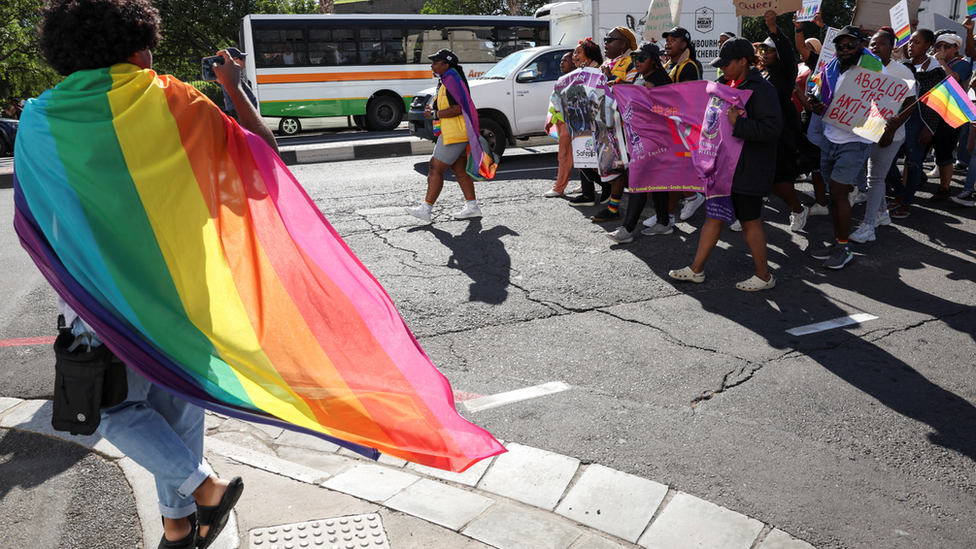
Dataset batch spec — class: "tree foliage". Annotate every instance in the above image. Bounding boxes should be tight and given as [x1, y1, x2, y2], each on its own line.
[421, 0, 548, 16]
[0, 0, 61, 99]
[741, 0, 859, 43]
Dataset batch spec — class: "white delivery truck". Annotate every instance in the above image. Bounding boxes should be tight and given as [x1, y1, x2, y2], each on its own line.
[534, 0, 741, 81]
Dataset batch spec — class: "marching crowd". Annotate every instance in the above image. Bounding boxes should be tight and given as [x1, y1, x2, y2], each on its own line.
[408, 9, 976, 292]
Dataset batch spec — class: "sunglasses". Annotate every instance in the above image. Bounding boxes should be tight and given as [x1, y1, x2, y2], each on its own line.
[604, 37, 623, 44]
[835, 42, 861, 51]
[935, 43, 957, 49]
[632, 55, 653, 62]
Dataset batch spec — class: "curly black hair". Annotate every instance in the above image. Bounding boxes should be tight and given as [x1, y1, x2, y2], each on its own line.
[577, 38, 604, 65]
[40, 0, 162, 76]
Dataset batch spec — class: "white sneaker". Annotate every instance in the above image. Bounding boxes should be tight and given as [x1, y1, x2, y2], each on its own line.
[854, 191, 867, 204]
[454, 202, 482, 219]
[679, 193, 705, 220]
[808, 203, 829, 216]
[642, 214, 658, 228]
[789, 205, 810, 232]
[849, 223, 876, 243]
[875, 209, 891, 227]
[730, 219, 742, 232]
[641, 222, 674, 236]
[927, 166, 940, 178]
[543, 189, 564, 198]
[847, 188, 861, 207]
[606, 226, 635, 243]
[405, 203, 432, 223]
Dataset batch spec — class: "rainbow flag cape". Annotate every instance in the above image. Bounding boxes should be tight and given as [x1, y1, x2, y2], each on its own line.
[438, 68, 497, 181]
[919, 75, 976, 129]
[13, 64, 505, 472]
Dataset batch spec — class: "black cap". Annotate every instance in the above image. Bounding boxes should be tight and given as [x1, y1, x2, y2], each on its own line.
[662, 26, 691, 42]
[634, 41, 662, 59]
[428, 49, 458, 64]
[834, 25, 861, 42]
[226, 47, 247, 59]
[710, 37, 754, 68]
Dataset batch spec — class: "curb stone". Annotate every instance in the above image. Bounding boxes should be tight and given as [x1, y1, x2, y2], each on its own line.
[2, 400, 816, 549]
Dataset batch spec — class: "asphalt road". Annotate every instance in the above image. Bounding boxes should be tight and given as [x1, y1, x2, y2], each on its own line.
[2, 147, 975, 548]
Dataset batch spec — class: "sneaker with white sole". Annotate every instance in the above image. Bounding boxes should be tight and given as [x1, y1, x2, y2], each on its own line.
[405, 203, 432, 223]
[606, 226, 636, 243]
[642, 214, 658, 228]
[854, 191, 867, 204]
[641, 222, 674, 235]
[543, 189, 564, 198]
[849, 223, 876, 243]
[950, 190, 976, 207]
[730, 219, 742, 232]
[808, 203, 829, 216]
[679, 192, 705, 220]
[454, 202, 482, 219]
[926, 166, 940, 178]
[823, 245, 854, 269]
[875, 209, 891, 227]
[810, 243, 835, 260]
[847, 188, 862, 207]
[789, 205, 810, 232]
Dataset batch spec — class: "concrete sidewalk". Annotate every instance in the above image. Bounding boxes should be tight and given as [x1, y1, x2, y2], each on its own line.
[0, 398, 814, 549]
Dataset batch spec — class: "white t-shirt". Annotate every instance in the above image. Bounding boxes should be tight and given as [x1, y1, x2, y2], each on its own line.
[823, 64, 889, 145]
[884, 59, 914, 143]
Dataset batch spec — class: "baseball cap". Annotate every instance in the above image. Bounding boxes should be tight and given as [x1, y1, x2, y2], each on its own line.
[937, 33, 963, 48]
[710, 37, 755, 68]
[226, 47, 247, 59]
[662, 26, 692, 42]
[834, 25, 862, 42]
[762, 37, 777, 50]
[634, 41, 662, 59]
[805, 37, 822, 54]
[428, 49, 458, 64]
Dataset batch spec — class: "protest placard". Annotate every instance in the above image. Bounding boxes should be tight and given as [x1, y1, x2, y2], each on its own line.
[933, 14, 967, 44]
[889, 0, 911, 48]
[643, 0, 682, 41]
[798, 0, 822, 22]
[852, 0, 922, 32]
[814, 27, 840, 78]
[734, 0, 801, 17]
[823, 66, 914, 142]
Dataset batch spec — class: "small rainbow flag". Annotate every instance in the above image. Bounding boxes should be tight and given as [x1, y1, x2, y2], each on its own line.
[894, 23, 911, 48]
[969, 0, 976, 18]
[919, 75, 976, 128]
[14, 64, 505, 472]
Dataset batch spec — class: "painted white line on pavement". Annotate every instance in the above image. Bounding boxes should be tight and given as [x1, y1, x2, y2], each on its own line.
[497, 166, 557, 174]
[786, 313, 878, 336]
[463, 382, 569, 412]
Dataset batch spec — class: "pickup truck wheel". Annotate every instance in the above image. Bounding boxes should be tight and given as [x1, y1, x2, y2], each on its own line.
[479, 118, 506, 158]
[278, 117, 301, 136]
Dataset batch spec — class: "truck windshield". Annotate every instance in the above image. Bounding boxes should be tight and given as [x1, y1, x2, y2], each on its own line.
[480, 49, 537, 79]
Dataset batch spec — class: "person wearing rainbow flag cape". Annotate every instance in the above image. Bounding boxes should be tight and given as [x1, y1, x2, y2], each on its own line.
[406, 49, 497, 223]
[807, 26, 887, 270]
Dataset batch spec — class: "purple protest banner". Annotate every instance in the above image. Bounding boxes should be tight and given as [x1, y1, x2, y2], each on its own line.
[615, 81, 751, 222]
[553, 67, 623, 177]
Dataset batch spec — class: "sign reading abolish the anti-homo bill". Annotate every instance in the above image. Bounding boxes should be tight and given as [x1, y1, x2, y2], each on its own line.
[823, 66, 914, 142]
[735, 0, 801, 17]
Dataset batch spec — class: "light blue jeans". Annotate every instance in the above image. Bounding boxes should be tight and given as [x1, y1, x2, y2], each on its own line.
[865, 136, 905, 221]
[98, 367, 211, 518]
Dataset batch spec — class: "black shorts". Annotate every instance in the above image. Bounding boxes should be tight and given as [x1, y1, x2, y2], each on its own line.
[732, 192, 764, 223]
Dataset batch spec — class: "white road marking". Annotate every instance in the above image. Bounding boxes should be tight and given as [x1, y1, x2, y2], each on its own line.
[786, 313, 878, 336]
[497, 166, 557, 174]
[463, 382, 570, 412]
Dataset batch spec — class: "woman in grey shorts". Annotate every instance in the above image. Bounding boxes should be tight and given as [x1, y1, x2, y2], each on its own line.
[406, 49, 484, 223]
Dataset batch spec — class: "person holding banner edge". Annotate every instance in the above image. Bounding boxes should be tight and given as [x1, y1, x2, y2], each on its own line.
[807, 26, 886, 269]
[668, 38, 782, 291]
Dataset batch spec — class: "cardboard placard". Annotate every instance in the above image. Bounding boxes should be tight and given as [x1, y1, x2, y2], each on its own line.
[823, 66, 914, 142]
[852, 0, 922, 32]
[797, 0, 822, 22]
[644, 0, 683, 41]
[814, 27, 840, 78]
[734, 0, 802, 17]
[889, 0, 911, 48]
[933, 13, 967, 43]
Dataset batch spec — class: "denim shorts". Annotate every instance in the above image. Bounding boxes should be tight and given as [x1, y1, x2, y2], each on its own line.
[820, 139, 871, 186]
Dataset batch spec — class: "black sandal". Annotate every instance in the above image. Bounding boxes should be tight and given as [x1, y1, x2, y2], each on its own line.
[158, 513, 195, 549]
[195, 477, 244, 549]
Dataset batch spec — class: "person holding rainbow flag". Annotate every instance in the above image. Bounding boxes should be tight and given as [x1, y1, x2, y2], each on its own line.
[406, 49, 497, 223]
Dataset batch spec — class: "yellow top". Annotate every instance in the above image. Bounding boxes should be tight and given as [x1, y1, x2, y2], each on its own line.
[436, 84, 468, 145]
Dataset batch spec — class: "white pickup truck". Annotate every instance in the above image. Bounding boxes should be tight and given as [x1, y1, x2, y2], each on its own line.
[407, 45, 574, 157]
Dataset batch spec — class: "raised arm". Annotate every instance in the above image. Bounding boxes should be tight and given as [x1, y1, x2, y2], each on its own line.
[214, 50, 279, 155]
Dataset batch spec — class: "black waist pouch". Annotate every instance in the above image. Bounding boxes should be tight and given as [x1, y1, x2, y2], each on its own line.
[52, 316, 128, 435]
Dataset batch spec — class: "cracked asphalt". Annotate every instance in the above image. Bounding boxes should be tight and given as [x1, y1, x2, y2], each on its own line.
[2, 145, 975, 548]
